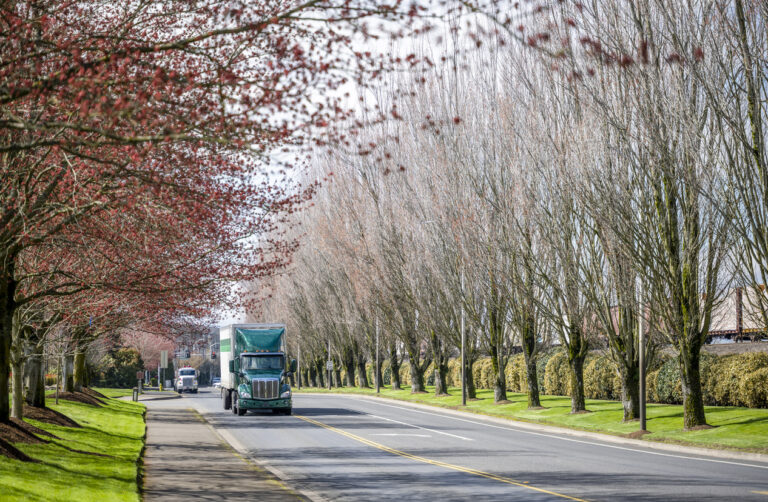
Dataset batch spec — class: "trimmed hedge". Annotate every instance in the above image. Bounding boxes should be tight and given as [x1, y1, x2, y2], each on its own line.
[337, 349, 768, 409]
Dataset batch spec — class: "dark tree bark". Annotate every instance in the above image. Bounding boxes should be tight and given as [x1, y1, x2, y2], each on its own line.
[430, 329, 450, 395]
[388, 342, 402, 390]
[341, 345, 355, 387]
[568, 348, 587, 413]
[464, 355, 477, 399]
[520, 316, 540, 408]
[355, 351, 369, 388]
[0, 273, 17, 423]
[24, 347, 45, 408]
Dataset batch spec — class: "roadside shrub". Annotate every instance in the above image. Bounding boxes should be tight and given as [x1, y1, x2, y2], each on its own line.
[584, 355, 619, 400]
[739, 367, 768, 408]
[506, 354, 527, 392]
[100, 348, 145, 388]
[480, 358, 496, 389]
[447, 359, 461, 387]
[536, 349, 559, 393]
[45, 373, 57, 386]
[710, 353, 768, 406]
[646, 368, 661, 403]
[654, 358, 682, 404]
[544, 351, 571, 396]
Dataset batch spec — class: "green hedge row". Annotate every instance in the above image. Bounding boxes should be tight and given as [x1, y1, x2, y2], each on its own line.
[349, 350, 768, 408]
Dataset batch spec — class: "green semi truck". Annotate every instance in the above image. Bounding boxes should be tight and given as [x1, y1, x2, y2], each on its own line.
[219, 324, 296, 416]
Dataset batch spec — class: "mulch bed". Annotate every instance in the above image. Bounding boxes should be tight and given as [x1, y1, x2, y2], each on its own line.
[22, 405, 81, 428]
[11, 418, 58, 439]
[81, 387, 108, 399]
[0, 437, 36, 462]
[0, 421, 45, 444]
[46, 391, 104, 407]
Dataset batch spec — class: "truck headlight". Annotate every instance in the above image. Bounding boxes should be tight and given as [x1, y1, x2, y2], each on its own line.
[240, 391, 251, 398]
[280, 390, 291, 399]
[193, 380, 198, 386]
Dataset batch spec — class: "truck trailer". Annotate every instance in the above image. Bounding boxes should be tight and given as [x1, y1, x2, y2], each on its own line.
[219, 324, 296, 416]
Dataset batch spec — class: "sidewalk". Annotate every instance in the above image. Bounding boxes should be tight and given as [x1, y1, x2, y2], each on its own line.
[142, 398, 309, 501]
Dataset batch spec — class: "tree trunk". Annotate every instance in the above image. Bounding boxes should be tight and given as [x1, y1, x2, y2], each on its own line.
[313, 359, 324, 388]
[680, 345, 707, 429]
[568, 355, 587, 413]
[11, 355, 23, 420]
[65, 355, 74, 392]
[521, 319, 541, 408]
[389, 344, 401, 390]
[73, 350, 86, 392]
[489, 345, 508, 402]
[371, 347, 383, 389]
[355, 353, 369, 388]
[464, 356, 477, 399]
[333, 366, 342, 388]
[409, 358, 426, 393]
[619, 363, 639, 422]
[24, 343, 45, 408]
[341, 346, 355, 387]
[434, 360, 449, 395]
[0, 273, 17, 424]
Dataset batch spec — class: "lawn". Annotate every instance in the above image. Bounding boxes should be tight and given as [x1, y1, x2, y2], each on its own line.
[92, 387, 135, 399]
[0, 393, 146, 502]
[296, 386, 768, 453]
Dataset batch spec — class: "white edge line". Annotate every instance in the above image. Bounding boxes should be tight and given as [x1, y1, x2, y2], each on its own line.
[305, 393, 768, 471]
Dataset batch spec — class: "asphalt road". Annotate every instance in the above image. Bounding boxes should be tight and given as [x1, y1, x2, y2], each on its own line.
[160, 388, 768, 501]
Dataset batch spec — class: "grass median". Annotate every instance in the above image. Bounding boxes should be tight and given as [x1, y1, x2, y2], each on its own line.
[0, 390, 145, 502]
[296, 386, 768, 453]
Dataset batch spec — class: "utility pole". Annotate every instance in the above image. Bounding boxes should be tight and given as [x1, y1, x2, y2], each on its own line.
[461, 269, 466, 407]
[375, 318, 380, 394]
[639, 305, 647, 431]
[327, 339, 332, 390]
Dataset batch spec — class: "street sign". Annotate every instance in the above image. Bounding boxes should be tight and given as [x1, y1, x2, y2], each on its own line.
[136, 371, 144, 380]
[326, 360, 333, 371]
[160, 350, 168, 369]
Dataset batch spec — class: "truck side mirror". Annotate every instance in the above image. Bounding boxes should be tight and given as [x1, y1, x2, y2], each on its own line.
[290, 359, 297, 373]
[228, 360, 235, 373]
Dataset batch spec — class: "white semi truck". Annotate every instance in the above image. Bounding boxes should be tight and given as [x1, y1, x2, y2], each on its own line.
[174, 366, 198, 394]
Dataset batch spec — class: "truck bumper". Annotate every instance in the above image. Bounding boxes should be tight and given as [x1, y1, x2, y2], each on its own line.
[239, 398, 291, 410]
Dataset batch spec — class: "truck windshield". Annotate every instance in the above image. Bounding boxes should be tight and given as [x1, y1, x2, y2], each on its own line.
[179, 369, 195, 376]
[241, 355, 284, 370]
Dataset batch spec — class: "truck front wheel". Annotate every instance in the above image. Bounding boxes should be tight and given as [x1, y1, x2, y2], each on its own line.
[233, 393, 246, 416]
[223, 389, 232, 410]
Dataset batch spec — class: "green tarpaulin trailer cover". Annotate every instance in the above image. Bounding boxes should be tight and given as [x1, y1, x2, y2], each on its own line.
[235, 327, 284, 352]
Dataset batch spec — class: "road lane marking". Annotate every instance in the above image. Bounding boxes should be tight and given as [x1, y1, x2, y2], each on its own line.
[371, 433, 432, 437]
[353, 398, 768, 471]
[366, 413, 473, 441]
[752, 491, 768, 496]
[294, 414, 588, 502]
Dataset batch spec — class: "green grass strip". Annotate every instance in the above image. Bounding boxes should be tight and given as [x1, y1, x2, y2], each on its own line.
[297, 386, 768, 453]
[0, 392, 146, 502]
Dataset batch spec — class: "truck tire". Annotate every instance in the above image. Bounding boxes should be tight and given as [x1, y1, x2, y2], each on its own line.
[233, 393, 246, 416]
[223, 389, 232, 410]
[284, 409, 292, 416]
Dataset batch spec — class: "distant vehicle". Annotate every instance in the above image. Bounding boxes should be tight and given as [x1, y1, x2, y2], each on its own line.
[175, 367, 198, 394]
[212, 377, 221, 388]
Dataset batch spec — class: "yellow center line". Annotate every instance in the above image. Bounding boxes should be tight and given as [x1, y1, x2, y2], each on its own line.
[753, 491, 768, 496]
[294, 414, 589, 502]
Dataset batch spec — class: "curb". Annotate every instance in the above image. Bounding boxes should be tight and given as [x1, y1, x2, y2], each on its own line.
[297, 392, 768, 465]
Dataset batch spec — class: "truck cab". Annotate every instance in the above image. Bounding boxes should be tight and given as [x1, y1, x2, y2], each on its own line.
[231, 352, 295, 416]
[175, 366, 198, 394]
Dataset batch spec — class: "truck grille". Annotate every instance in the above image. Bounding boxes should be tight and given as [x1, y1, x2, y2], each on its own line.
[182, 376, 194, 387]
[251, 378, 279, 399]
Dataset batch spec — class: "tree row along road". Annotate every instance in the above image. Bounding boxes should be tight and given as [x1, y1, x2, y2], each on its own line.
[157, 389, 768, 501]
